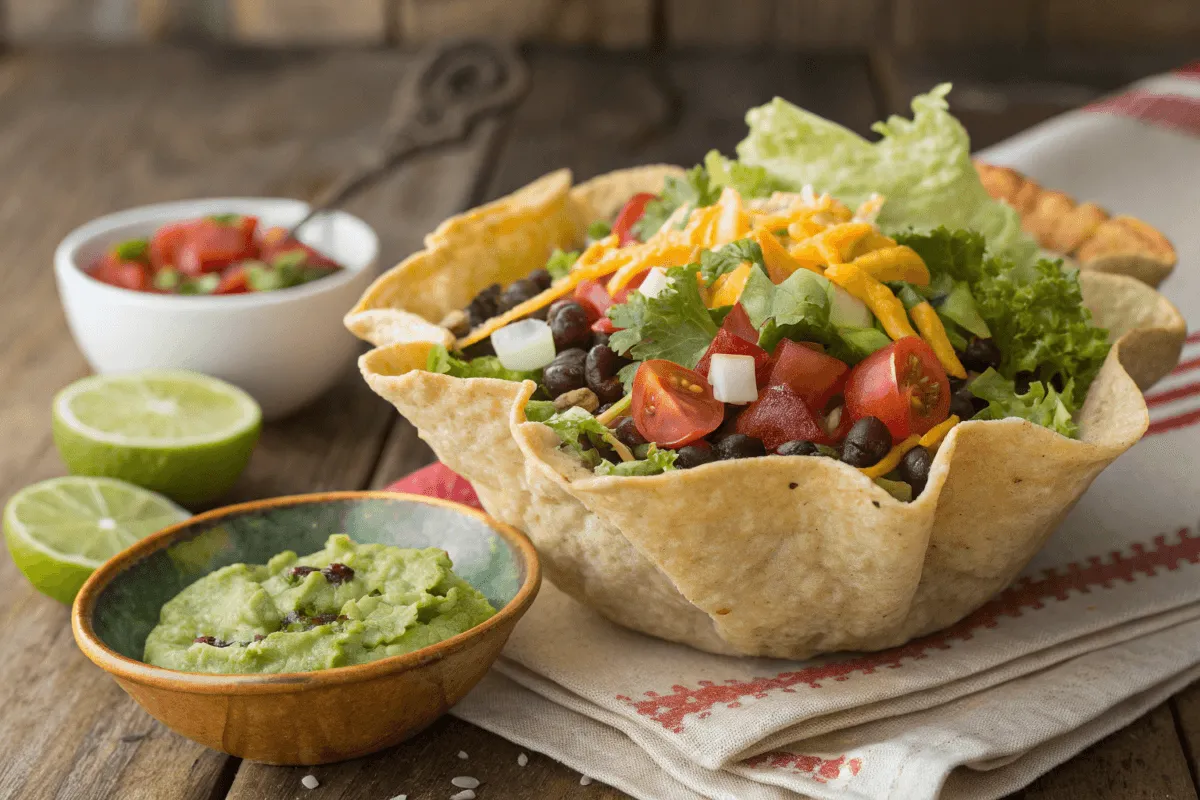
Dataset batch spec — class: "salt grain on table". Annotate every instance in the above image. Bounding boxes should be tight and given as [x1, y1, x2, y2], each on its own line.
[301, 775, 319, 790]
[450, 791, 476, 800]
[580, 776, 593, 786]
[517, 753, 528, 767]
[457, 750, 469, 760]
[451, 776, 480, 789]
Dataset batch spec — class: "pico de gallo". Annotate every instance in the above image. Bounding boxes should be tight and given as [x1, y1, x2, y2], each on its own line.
[423, 91, 1111, 501]
[86, 214, 343, 295]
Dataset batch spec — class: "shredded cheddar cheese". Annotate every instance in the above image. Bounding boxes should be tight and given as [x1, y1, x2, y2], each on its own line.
[824, 262, 917, 340]
[850, 245, 930, 285]
[910, 303, 968, 379]
[709, 263, 752, 307]
[752, 228, 816, 282]
[918, 415, 960, 450]
[860, 435, 921, 479]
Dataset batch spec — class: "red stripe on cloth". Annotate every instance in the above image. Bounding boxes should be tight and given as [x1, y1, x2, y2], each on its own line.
[744, 752, 864, 781]
[1146, 381, 1200, 408]
[1147, 408, 1200, 437]
[620, 528, 1200, 733]
[1186, 330, 1200, 344]
[1178, 61, 1200, 78]
[1172, 355, 1200, 376]
[386, 462, 481, 509]
[1085, 89, 1200, 136]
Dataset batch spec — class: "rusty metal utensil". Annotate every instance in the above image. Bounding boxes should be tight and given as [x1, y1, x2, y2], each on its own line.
[287, 40, 528, 237]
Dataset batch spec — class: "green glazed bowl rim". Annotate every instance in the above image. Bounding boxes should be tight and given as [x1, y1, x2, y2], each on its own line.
[71, 491, 541, 695]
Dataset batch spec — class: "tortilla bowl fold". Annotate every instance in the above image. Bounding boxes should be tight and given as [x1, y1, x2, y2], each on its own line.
[352, 166, 1187, 659]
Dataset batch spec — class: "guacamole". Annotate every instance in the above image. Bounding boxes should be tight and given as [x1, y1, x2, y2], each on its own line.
[144, 534, 497, 674]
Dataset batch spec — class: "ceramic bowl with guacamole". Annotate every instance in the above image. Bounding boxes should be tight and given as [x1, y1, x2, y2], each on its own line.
[71, 492, 540, 765]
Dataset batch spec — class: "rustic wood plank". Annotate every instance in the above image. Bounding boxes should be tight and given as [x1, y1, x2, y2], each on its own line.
[228, 0, 389, 45]
[1010, 704, 1199, 800]
[0, 48, 497, 799]
[1040, 0, 1200, 45]
[663, 0, 775, 47]
[1170, 683, 1200, 792]
[2, 0, 143, 43]
[664, 0, 888, 49]
[397, 0, 653, 48]
[891, 0, 1036, 47]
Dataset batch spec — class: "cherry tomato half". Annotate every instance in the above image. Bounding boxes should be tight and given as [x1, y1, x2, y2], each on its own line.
[612, 192, 656, 246]
[844, 337, 950, 441]
[631, 360, 724, 448]
[573, 279, 613, 322]
[766, 339, 848, 413]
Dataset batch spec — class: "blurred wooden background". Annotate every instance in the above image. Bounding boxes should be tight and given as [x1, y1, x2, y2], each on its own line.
[3, 0, 1199, 49]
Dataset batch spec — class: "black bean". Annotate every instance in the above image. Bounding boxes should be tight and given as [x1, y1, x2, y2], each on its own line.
[613, 417, 648, 449]
[675, 445, 715, 469]
[288, 565, 319, 580]
[193, 635, 231, 647]
[776, 440, 818, 457]
[549, 302, 592, 351]
[591, 331, 611, 349]
[949, 388, 978, 421]
[840, 417, 892, 468]
[543, 348, 587, 398]
[498, 278, 542, 314]
[322, 563, 355, 585]
[961, 337, 1002, 373]
[460, 338, 496, 359]
[547, 299, 576, 320]
[528, 268, 553, 291]
[899, 445, 932, 495]
[714, 434, 766, 461]
[466, 283, 502, 327]
[586, 345, 628, 404]
[948, 376, 968, 396]
[1014, 371, 1035, 395]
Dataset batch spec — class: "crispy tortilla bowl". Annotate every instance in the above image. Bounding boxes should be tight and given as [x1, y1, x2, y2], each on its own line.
[346, 166, 1186, 659]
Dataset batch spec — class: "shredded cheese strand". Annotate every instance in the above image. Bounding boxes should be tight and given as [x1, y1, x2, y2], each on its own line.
[824, 262, 917, 340]
[595, 394, 631, 426]
[850, 245, 930, 285]
[860, 435, 921, 479]
[919, 415, 960, 450]
[910, 303, 968, 379]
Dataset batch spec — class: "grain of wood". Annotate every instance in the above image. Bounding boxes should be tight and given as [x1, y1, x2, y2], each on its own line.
[892, 0, 1036, 47]
[1171, 683, 1200, 790]
[229, 0, 388, 45]
[1012, 705, 1199, 800]
[1040, 0, 1200, 45]
[663, 0, 775, 46]
[775, 0, 890, 48]
[137, 0, 229, 41]
[397, 0, 652, 48]
[0, 48, 496, 800]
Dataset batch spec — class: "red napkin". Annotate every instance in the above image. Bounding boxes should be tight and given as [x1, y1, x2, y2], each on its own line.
[386, 462, 481, 510]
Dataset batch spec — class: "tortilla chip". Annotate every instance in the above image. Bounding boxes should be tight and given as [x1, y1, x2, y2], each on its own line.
[350, 166, 1186, 659]
[974, 161, 1176, 287]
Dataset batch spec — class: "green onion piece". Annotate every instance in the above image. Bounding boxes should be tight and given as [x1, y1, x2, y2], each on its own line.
[586, 220, 612, 241]
[874, 477, 913, 502]
[246, 264, 285, 292]
[113, 238, 149, 263]
[153, 268, 181, 291]
[207, 213, 241, 225]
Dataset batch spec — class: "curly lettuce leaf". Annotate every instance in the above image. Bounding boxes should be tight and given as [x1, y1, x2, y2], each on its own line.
[545, 249, 579, 281]
[595, 444, 677, 476]
[700, 238, 765, 286]
[632, 165, 720, 241]
[736, 85, 1037, 266]
[427, 346, 541, 382]
[969, 369, 1079, 438]
[703, 150, 782, 199]
[607, 265, 718, 368]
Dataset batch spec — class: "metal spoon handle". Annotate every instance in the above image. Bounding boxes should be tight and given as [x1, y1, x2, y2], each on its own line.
[288, 39, 528, 237]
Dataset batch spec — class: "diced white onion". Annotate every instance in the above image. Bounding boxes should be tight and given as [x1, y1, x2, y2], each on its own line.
[637, 267, 671, 299]
[828, 284, 873, 329]
[709, 354, 758, 404]
[491, 319, 556, 371]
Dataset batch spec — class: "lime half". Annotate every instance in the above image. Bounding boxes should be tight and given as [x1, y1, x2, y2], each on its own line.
[53, 370, 261, 506]
[4, 476, 189, 604]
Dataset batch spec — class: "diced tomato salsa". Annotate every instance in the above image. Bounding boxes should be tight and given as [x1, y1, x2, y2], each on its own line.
[86, 214, 344, 296]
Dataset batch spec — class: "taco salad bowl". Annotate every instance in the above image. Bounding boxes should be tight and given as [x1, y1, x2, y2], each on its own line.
[345, 165, 1186, 660]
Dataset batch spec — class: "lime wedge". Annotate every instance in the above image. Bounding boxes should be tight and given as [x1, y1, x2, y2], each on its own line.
[4, 476, 189, 603]
[53, 370, 261, 505]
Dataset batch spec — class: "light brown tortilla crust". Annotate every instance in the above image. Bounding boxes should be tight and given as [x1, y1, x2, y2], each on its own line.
[351, 165, 1186, 659]
[974, 161, 1177, 287]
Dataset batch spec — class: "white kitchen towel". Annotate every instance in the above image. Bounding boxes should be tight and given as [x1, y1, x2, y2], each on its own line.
[394, 64, 1200, 799]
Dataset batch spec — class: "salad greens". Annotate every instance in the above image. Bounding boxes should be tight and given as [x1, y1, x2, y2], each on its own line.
[595, 444, 677, 476]
[530, 405, 677, 475]
[608, 265, 721, 368]
[427, 345, 542, 383]
[700, 239, 765, 286]
[632, 166, 721, 242]
[545, 249, 580, 281]
[969, 369, 1078, 438]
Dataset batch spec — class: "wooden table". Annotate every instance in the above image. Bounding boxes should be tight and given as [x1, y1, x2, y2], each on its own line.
[1, 46, 1197, 800]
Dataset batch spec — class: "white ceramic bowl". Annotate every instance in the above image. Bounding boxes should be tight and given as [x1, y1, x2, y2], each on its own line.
[55, 198, 379, 420]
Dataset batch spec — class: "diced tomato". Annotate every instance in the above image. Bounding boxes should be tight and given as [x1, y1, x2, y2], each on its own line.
[721, 304, 759, 344]
[631, 360, 724, 448]
[844, 337, 950, 441]
[213, 265, 249, 295]
[612, 192, 656, 246]
[695, 330, 770, 387]
[259, 226, 340, 269]
[148, 221, 194, 271]
[592, 317, 619, 334]
[735, 385, 830, 450]
[176, 217, 259, 276]
[90, 255, 151, 291]
[573, 279, 613, 322]
[766, 339, 849, 413]
[612, 269, 650, 305]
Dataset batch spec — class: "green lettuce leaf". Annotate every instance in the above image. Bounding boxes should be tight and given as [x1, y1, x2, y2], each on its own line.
[595, 444, 677, 476]
[703, 150, 782, 199]
[699, 238, 765, 286]
[873, 477, 913, 502]
[736, 85, 1037, 265]
[426, 346, 541, 383]
[523, 399, 558, 422]
[607, 265, 718, 368]
[968, 369, 1079, 438]
[632, 165, 720, 241]
[545, 249, 579, 281]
